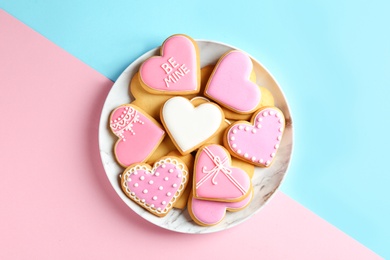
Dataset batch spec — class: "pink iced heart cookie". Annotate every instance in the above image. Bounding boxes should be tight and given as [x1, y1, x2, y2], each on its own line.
[224, 107, 285, 167]
[121, 157, 189, 217]
[188, 191, 253, 226]
[139, 34, 200, 95]
[205, 50, 261, 113]
[110, 104, 165, 167]
[194, 144, 251, 202]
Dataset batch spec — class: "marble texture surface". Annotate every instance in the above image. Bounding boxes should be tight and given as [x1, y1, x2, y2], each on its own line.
[99, 40, 293, 233]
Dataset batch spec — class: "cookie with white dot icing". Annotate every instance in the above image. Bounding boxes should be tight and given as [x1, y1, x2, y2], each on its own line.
[224, 107, 285, 167]
[166, 150, 194, 210]
[121, 156, 189, 217]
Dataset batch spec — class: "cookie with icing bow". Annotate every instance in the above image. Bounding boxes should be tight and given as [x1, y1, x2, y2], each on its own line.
[193, 144, 252, 202]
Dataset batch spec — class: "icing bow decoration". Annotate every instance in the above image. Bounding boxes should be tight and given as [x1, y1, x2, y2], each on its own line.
[196, 146, 247, 195]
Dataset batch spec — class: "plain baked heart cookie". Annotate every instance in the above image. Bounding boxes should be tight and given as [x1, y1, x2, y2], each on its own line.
[160, 96, 224, 155]
[121, 156, 189, 217]
[224, 107, 285, 167]
[205, 50, 261, 114]
[139, 34, 200, 95]
[109, 104, 165, 167]
[193, 144, 251, 202]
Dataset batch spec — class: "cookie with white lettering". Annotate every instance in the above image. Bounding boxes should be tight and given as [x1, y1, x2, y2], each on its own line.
[130, 65, 212, 122]
[138, 34, 200, 95]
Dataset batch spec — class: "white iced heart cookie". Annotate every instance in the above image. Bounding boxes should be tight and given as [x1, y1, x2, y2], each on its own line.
[161, 97, 224, 155]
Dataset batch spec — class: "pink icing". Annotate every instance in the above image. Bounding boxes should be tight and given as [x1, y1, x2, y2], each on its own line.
[194, 144, 251, 202]
[139, 35, 198, 93]
[110, 105, 165, 167]
[122, 158, 188, 215]
[205, 50, 261, 113]
[190, 191, 252, 226]
[226, 107, 285, 167]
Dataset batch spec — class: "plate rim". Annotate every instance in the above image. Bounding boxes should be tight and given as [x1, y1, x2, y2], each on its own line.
[98, 39, 294, 233]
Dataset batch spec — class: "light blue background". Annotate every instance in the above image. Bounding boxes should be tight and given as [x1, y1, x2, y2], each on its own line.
[2, 0, 389, 258]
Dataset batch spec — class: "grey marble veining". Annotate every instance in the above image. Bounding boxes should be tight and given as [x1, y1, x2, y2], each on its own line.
[98, 40, 294, 233]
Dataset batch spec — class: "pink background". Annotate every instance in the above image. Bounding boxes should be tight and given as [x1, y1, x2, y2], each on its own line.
[0, 10, 381, 259]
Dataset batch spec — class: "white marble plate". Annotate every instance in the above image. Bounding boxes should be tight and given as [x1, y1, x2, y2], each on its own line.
[99, 40, 293, 233]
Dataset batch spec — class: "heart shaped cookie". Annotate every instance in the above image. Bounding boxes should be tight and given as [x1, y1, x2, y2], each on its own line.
[121, 157, 189, 217]
[161, 97, 224, 155]
[109, 104, 165, 167]
[224, 107, 285, 167]
[139, 34, 200, 95]
[205, 50, 261, 113]
[194, 144, 251, 202]
[188, 191, 253, 226]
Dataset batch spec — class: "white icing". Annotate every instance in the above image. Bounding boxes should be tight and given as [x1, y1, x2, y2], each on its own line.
[161, 97, 223, 152]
